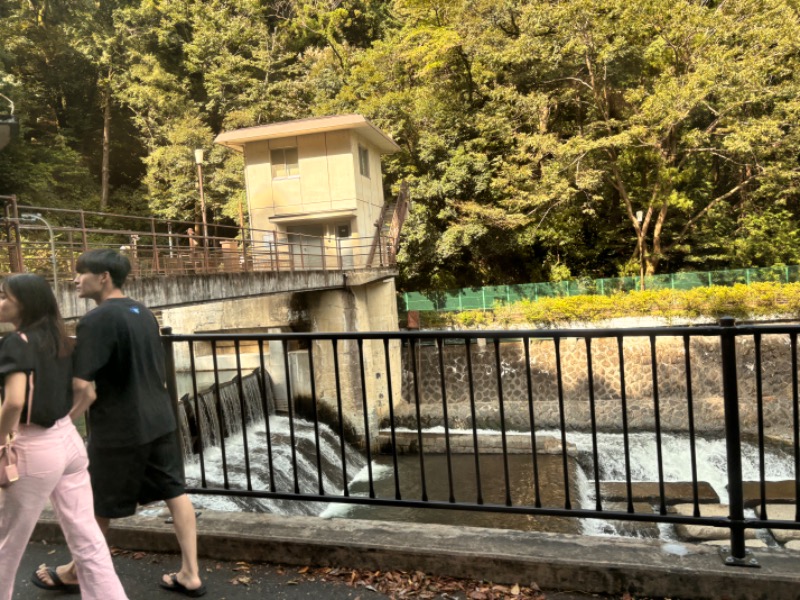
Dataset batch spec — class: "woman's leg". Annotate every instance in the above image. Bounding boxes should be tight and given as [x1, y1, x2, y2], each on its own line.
[49, 422, 127, 600]
[0, 432, 64, 600]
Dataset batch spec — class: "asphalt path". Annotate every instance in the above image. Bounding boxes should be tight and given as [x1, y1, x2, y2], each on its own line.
[12, 541, 387, 600]
[11, 540, 648, 600]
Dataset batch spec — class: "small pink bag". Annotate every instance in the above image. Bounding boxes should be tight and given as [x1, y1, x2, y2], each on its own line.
[0, 438, 19, 486]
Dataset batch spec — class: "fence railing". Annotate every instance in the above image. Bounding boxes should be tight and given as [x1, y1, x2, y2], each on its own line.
[162, 320, 800, 568]
[402, 265, 800, 312]
[0, 196, 396, 286]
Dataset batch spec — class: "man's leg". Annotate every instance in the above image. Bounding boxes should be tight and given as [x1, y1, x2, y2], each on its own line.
[162, 494, 202, 591]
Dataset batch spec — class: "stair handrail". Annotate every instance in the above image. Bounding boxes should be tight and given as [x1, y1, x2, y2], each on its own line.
[366, 182, 406, 267]
[387, 181, 410, 260]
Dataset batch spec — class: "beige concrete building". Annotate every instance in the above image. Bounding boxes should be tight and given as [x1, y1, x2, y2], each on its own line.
[214, 115, 404, 443]
[215, 114, 400, 269]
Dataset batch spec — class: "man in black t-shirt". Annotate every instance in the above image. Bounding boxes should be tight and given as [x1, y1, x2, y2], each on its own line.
[34, 249, 205, 597]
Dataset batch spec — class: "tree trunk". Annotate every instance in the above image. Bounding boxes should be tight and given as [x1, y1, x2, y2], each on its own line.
[638, 234, 646, 291]
[100, 83, 111, 210]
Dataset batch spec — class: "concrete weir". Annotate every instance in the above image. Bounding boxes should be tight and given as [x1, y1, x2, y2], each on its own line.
[33, 509, 800, 600]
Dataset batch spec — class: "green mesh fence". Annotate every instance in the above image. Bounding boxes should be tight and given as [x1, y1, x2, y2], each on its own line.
[401, 265, 800, 312]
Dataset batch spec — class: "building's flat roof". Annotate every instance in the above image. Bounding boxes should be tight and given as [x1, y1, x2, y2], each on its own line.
[214, 114, 400, 154]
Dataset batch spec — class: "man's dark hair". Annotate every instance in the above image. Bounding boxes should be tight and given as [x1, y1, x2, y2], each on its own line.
[76, 249, 131, 288]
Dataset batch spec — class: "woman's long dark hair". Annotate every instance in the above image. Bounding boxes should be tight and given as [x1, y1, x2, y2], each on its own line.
[1, 273, 73, 358]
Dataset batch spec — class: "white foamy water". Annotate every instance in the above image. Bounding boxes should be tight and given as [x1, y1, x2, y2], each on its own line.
[185, 414, 366, 515]
[555, 430, 796, 505]
[184, 416, 796, 539]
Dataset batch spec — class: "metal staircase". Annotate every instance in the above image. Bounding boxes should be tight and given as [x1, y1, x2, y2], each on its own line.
[367, 181, 409, 267]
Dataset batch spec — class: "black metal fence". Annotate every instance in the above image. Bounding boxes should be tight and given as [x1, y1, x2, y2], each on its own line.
[161, 319, 800, 567]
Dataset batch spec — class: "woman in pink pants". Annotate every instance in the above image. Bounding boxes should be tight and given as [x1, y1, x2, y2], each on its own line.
[0, 273, 127, 600]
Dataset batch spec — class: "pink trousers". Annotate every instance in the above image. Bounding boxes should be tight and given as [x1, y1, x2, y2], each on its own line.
[0, 416, 127, 600]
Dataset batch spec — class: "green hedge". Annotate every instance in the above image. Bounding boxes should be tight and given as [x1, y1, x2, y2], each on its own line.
[412, 282, 800, 329]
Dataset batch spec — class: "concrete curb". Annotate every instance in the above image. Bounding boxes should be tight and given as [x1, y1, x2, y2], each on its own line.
[34, 511, 800, 600]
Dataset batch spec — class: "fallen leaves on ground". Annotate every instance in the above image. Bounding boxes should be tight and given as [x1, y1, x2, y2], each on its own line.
[229, 574, 252, 586]
[109, 548, 147, 561]
[303, 566, 548, 599]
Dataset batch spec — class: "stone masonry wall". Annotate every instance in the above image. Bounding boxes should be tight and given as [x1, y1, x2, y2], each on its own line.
[395, 335, 795, 437]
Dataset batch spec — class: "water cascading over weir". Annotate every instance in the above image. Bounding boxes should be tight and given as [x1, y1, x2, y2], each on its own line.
[176, 369, 367, 515]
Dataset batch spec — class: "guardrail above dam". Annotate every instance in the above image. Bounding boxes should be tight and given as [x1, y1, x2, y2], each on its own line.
[0, 195, 396, 288]
[161, 319, 800, 570]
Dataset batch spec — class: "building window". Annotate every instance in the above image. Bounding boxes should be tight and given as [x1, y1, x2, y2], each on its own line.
[358, 145, 370, 178]
[271, 147, 299, 178]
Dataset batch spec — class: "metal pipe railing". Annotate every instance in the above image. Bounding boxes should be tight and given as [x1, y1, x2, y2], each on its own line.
[0, 199, 397, 283]
[158, 321, 800, 569]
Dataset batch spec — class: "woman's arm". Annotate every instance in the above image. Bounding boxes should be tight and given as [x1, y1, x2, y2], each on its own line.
[0, 372, 27, 441]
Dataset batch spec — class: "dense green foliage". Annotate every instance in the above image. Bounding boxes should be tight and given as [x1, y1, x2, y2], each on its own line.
[417, 282, 800, 328]
[2, 0, 800, 291]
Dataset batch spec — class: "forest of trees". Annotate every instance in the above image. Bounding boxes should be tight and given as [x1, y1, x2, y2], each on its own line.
[1, 0, 799, 292]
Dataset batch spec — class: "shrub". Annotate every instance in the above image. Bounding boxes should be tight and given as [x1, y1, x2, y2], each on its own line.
[407, 281, 800, 329]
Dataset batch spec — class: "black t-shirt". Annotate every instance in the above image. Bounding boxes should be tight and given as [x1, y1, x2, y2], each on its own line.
[73, 298, 176, 448]
[0, 330, 73, 428]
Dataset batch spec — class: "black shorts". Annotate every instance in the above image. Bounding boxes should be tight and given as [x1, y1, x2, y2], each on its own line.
[88, 431, 186, 519]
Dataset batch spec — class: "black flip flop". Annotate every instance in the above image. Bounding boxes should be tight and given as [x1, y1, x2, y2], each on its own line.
[159, 573, 207, 597]
[31, 566, 81, 594]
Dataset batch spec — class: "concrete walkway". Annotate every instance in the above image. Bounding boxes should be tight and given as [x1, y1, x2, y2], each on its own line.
[27, 509, 800, 600]
[14, 540, 381, 600]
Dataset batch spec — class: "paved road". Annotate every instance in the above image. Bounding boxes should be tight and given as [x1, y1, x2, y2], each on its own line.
[12, 541, 386, 600]
[12, 540, 631, 600]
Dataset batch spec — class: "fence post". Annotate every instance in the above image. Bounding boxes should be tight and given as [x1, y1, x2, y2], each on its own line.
[150, 217, 160, 274]
[79, 210, 89, 251]
[160, 326, 186, 477]
[719, 317, 757, 567]
[3, 195, 24, 272]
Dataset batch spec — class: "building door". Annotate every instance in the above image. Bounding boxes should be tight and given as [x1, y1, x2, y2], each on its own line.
[286, 225, 324, 269]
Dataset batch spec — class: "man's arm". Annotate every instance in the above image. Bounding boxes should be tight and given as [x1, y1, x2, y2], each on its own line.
[70, 377, 96, 421]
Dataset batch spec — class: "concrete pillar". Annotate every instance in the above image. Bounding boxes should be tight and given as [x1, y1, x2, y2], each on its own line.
[268, 327, 290, 412]
[303, 276, 400, 449]
[350, 277, 402, 437]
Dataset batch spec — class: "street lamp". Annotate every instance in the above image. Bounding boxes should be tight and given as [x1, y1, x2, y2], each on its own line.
[194, 149, 209, 244]
[19, 212, 58, 297]
[194, 148, 211, 269]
